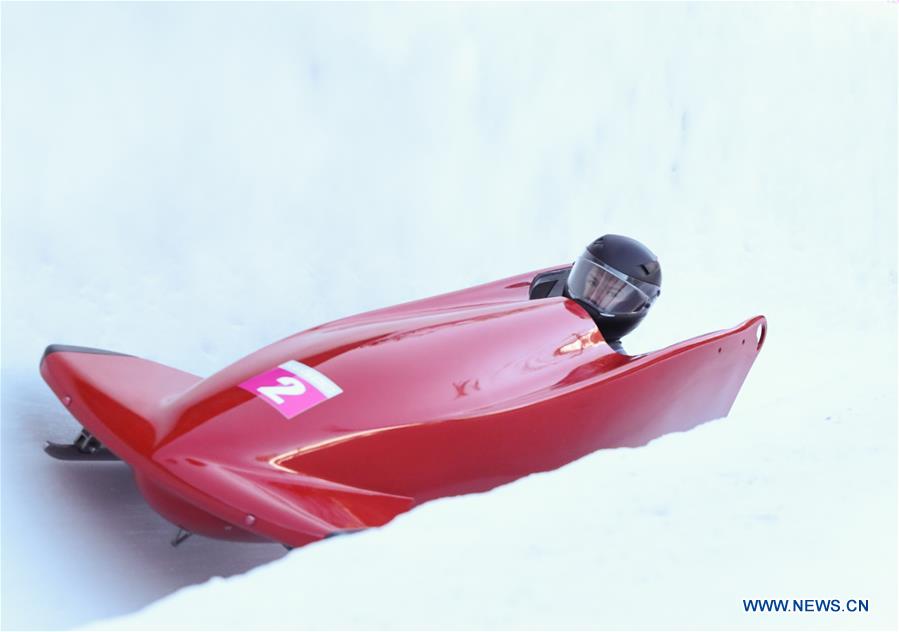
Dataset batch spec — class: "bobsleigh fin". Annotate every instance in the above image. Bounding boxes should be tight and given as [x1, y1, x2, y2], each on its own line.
[40, 344, 201, 460]
[162, 457, 415, 547]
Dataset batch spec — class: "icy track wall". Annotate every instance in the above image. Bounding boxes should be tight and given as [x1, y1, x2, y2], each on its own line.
[1, 2, 896, 630]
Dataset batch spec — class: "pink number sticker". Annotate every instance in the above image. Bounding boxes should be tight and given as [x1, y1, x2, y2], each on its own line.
[239, 360, 342, 419]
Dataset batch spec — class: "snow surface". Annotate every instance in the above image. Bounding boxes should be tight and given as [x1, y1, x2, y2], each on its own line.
[1, 2, 896, 630]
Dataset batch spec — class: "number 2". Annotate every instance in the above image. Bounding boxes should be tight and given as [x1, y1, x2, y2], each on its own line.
[257, 376, 306, 405]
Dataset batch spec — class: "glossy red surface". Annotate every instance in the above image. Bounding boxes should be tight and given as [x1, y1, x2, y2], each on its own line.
[40, 266, 766, 548]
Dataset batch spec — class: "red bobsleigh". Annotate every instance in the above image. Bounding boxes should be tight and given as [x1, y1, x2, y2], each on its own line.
[41, 265, 766, 548]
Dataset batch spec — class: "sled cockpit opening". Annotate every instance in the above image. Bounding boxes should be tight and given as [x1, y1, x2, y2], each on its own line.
[528, 267, 571, 300]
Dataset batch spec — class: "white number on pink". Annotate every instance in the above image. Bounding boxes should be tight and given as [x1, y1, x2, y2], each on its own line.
[257, 376, 306, 405]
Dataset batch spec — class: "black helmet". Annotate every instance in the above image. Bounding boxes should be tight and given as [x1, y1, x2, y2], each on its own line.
[564, 234, 662, 341]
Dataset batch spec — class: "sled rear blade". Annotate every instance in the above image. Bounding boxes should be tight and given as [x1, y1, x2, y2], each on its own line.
[44, 441, 119, 461]
[44, 429, 120, 461]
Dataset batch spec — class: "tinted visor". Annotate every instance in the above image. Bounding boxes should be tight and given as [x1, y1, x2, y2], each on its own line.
[567, 257, 658, 315]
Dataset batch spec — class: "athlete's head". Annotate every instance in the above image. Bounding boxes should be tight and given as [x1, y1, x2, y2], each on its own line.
[565, 234, 661, 341]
